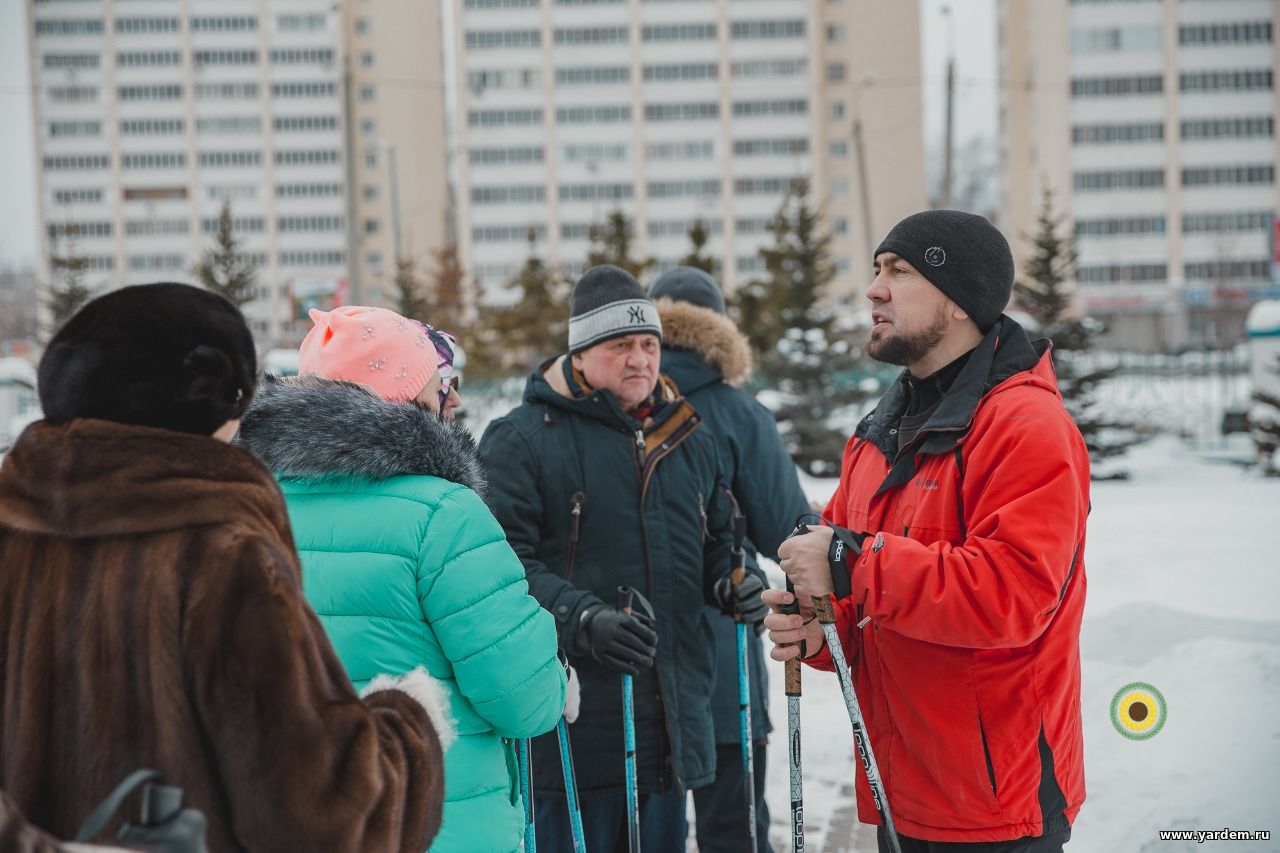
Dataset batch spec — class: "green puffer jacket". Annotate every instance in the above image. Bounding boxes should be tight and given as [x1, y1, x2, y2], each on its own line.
[237, 375, 566, 853]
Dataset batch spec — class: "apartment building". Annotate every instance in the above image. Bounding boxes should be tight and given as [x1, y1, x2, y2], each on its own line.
[450, 0, 927, 303]
[28, 0, 447, 347]
[999, 0, 1280, 351]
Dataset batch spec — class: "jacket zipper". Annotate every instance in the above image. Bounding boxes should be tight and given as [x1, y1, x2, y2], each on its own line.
[565, 491, 584, 582]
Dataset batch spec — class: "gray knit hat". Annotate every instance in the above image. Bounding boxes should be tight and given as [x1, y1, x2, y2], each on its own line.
[649, 266, 726, 315]
[568, 265, 663, 354]
[873, 209, 1014, 333]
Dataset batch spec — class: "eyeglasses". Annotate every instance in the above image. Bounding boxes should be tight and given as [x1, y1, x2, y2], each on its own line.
[440, 374, 462, 395]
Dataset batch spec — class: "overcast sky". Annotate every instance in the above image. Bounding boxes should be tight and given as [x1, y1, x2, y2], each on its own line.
[0, 0, 997, 270]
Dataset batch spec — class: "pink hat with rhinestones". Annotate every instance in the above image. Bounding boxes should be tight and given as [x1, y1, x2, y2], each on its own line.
[298, 305, 437, 402]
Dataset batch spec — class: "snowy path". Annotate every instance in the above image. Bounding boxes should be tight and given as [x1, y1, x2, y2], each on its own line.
[747, 438, 1280, 852]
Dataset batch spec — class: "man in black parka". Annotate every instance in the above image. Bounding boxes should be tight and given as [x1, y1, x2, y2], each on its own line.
[478, 265, 769, 850]
[652, 267, 810, 853]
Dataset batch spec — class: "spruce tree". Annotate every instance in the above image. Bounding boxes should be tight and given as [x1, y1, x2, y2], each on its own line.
[193, 200, 258, 309]
[681, 218, 718, 275]
[1013, 188, 1143, 475]
[44, 225, 93, 337]
[469, 229, 569, 378]
[586, 210, 653, 278]
[394, 255, 429, 322]
[428, 236, 468, 333]
[738, 181, 876, 476]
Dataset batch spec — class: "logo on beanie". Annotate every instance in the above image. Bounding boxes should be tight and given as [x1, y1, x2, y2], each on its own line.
[627, 305, 645, 324]
[924, 246, 946, 267]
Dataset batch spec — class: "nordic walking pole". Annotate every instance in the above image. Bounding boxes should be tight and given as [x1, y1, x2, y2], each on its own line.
[618, 586, 642, 853]
[782, 581, 804, 853]
[730, 517, 758, 853]
[555, 718, 587, 852]
[516, 738, 535, 852]
[810, 593, 901, 853]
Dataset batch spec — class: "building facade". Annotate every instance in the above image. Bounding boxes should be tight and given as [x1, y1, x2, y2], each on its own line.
[449, 0, 927, 303]
[999, 0, 1280, 352]
[27, 0, 448, 347]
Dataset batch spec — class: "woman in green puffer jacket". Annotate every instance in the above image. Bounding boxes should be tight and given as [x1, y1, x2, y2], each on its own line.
[237, 306, 570, 853]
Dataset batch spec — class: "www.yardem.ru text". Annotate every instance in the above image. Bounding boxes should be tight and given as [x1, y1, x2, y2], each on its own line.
[1158, 828, 1271, 843]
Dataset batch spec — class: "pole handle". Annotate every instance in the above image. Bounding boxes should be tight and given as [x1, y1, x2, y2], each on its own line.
[616, 585, 634, 616]
[810, 593, 836, 625]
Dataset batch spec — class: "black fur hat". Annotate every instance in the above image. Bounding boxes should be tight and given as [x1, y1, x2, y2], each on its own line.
[38, 282, 257, 435]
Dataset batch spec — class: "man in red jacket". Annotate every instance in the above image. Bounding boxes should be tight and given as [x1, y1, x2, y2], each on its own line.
[765, 210, 1089, 853]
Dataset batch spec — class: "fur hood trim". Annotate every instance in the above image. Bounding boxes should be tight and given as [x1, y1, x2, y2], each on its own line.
[654, 298, 753, 386]
[236, 374, 486, 498]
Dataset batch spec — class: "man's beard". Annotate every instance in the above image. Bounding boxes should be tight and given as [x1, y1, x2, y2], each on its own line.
[868, 305, 950, 367]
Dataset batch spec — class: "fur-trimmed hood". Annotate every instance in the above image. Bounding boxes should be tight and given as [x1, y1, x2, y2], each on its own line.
[654, 298, 753, 386]
[236, 374, 487, 498]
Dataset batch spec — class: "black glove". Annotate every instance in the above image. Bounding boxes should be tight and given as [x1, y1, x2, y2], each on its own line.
[713, 572, 770, 624]
[574, 604, 658, 675]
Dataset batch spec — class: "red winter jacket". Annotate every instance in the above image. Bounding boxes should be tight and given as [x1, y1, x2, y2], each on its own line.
[805, 319, 1089, 843]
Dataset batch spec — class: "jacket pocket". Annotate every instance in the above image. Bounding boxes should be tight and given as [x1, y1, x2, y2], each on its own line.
[978, 712, 998, 801]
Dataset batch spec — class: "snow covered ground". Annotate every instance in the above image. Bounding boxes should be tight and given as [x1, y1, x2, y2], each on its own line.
[746, 437, 1280, 852]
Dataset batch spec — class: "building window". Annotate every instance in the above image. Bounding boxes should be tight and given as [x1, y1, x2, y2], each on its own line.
[1179, 69, 1273, 93]
[642, 23, 716, 42]
[125, 218, 190, 236]
[117, 50, 181, 67]
[48, 85, 98, 103]
[128, 254, 188, 272]
[193, 49, 259, 67]
[730, 19, 805, 39]
[562, 143, 629, 163]
[191, 16, 258, 33]
[1074, 216, 1166, 237]
[275, 149, 342, 166]
[644, 102, 718, 122]
[1182, 210, 1270, 234]
[555, 105, 631, 124]
[44, 154, 111, 171]
[473, 224, 549, 242]
[121, 118, 187, 136]
[195, 82, 259, 99]
[42, 53, 100, 70]
[47, 220, 113, 240]
[279, 250, 345, 266]
[648, 219, 722, 237]
[647, 179, 721, 199]
[1073, 169, 1165, 191]
[198, 150, 262, 168]
[359, 52, 374, 68]
[1077, 263, 1167, 284]
[202, 216, 265, 234]
[731, 58, 807, 79]
[363, 185, 379, 200]
[734, 137, 809, 157]
[1179, 21, 1272, 47]
[52, 188, 104, 205]
[833, 218, 849, 234]
[269, 48, 334, 65]
[276, 14, 327, 32]
[1181, 116, 1273, 140]
[365, 152, 378, 167]
[734, 176, 806, 195]
[197, 116, 261, 134]
[36, 18, 105, 36]
[645, 140, 713, 160]
[467, 29, 542, 49]
[48, 120, 102, 138]
[118, 84, 183, 101]
[278, 215, 343, 233]
[469, 108, 545, 128]
[207, 185, 257, 201]
[1071, 75, 1163, 97]
[470, 146, 546, 165]
[276, 183, 342, 198]
[557, 66, 630, 86]
[114, 17, 179, 34]
[827, 101, 846, 119]
[827, 63, 846, 82]
[365, 219, 380, 234]
[1182, 164, 1275, 187]
[361, 119, 376, 135]
[271, 82, 338, 98]
[1183, 259, 1269, 281]
[360, 85, 375, 101]
[468, 68, 542, 92]
[1070, 25, 1162, 53]
[829, 140, 848, 157]
[464, 0, 539, 7]
[1072, 122, 1164, 144]
[273, 115, 339, 132]
[558, 183, 632, 202]
[366, 252, 383, 271]
[355, 18, 369, 34]
[828, 179, 850, 197]
[472, 185, 549, 205]
[643, 63, 717, 83]
[826, 24, 844, 42]
[555, 26, 629, 45]
[734, 98, 809, 118]
[121, 151, 187, 170]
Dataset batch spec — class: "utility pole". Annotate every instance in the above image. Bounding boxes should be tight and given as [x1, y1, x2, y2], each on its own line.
[941, 5, 956, 208]
[370, 140, 402, 267]
[852, 117, 874, 275]
[341, 5, 363, 304]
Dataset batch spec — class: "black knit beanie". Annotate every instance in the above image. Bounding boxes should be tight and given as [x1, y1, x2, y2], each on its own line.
[568, 265, 663, 354]
[873, 210, 1014, 332]
[38, 282, 258, 435]
[649, 266, 726, 315]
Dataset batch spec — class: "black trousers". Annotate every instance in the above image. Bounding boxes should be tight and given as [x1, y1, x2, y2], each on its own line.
[692, 742, 773, 853]
[877, 827, 1071, 853]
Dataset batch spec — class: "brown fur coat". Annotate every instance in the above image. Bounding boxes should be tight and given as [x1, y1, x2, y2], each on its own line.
[0, 419, 446, 852]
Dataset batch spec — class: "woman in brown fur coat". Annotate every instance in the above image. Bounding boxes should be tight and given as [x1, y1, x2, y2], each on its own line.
[0, 284, 451, 852]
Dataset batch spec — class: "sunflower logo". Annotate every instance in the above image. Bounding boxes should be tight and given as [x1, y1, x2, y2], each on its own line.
[1110, 682, 1167, 740]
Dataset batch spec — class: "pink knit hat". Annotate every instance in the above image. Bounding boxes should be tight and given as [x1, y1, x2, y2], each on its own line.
[298, 306, 437, 402]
